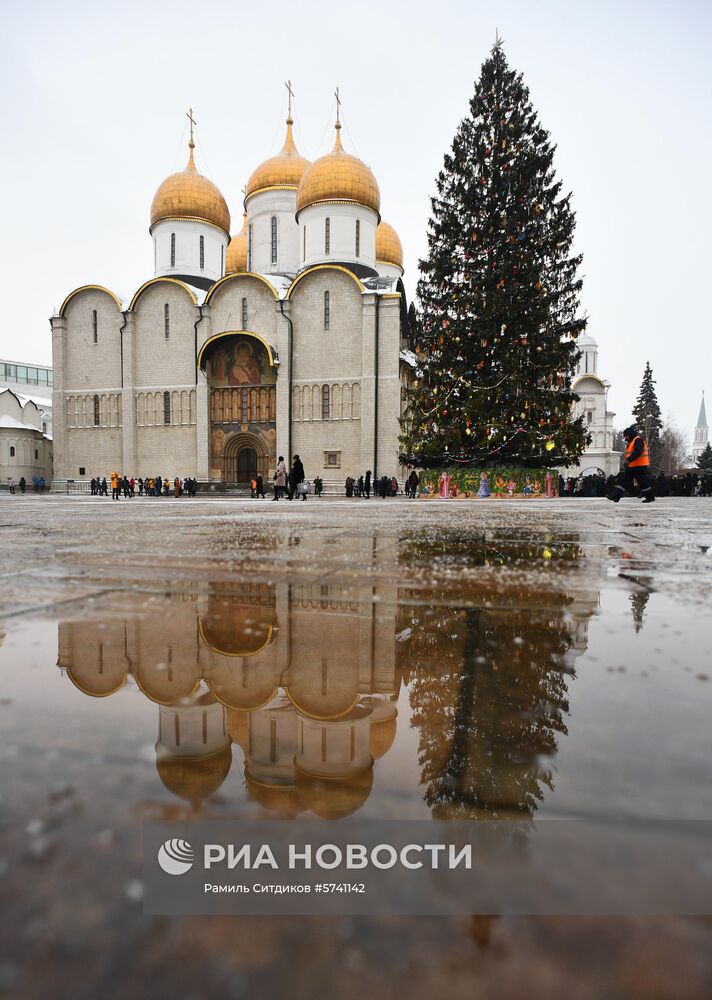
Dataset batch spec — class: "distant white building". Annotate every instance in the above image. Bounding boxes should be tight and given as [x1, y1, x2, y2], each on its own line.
[691, 393, 708, 464]
[0, 388, 53, 486]
[561, 333, 620, 478]
[0, 359, 53, 438]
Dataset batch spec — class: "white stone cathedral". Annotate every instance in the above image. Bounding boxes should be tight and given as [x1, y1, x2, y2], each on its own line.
[561, 332, 620, 477]
[51, 103, 411, 489]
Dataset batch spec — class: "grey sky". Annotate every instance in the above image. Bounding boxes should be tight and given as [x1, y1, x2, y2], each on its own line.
[1, 0, 710, 438]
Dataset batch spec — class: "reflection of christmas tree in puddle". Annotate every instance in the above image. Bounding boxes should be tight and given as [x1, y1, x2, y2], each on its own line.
[57, 579, 401, 818]
[398, 534, 598, 820]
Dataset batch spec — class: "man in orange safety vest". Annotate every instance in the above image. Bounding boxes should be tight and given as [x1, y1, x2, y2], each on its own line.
[607, 426, 656, 503]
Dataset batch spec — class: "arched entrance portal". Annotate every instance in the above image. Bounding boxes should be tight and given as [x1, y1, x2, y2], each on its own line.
[222, 433, 269, 485]
[201, 332, 278, 484]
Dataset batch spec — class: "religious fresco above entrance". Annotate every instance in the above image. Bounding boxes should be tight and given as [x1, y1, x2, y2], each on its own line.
[205, 335, 277, 483]
[207, 336, 277, 388]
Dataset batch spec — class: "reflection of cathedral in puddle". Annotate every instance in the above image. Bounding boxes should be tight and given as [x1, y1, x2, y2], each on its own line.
[57, 581, 400, 817]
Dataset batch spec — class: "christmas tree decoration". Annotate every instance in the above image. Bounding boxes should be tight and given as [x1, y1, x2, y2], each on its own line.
[400, 39, 587, 469]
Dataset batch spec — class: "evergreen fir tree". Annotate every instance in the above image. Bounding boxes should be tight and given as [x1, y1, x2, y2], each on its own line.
[696, 442, 712, 470]
[401, 39, 588, 469]
[406, 301, 419, 348]
[632, 362, 663, 459]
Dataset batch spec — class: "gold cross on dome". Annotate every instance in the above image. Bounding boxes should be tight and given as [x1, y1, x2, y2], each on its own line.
[334, 86, 341, 125]
[286, 80, 294, 119]
[186, 107, 197, 144]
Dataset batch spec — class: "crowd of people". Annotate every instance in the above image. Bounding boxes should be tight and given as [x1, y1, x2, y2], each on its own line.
[559, 469, 712, 498]
[89, 475, 199, 498]
[4, 476, 46, 494]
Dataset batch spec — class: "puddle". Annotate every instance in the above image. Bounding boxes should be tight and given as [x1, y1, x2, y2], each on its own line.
[1, 516, 712, 996]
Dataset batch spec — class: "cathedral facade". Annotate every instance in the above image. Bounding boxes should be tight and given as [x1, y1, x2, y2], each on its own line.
[51, 108, 411, 489]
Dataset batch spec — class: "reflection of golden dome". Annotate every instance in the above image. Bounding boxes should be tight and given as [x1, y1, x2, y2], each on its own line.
[370, 714, 398, 759]
[150, 141, 230, 235]
[296, 123, 380, 217]
[295, 764, 373, 820]
[156, 744, 233, 806]
[246, 776, 304, 818]
[225, 212, 248, 274]
[376, 221, 403, 268]
[246, 118, 311, 201]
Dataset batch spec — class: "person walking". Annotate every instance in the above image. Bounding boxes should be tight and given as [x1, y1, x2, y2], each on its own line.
[364, 470, 371, 499]
[290, 455, 307, 500]
[8, 477, 15, 494]
[19, 476, 26, 494]
[608, 425, 656, 504]
[255, 474, 266, 498]
[111, 471, 120, 500]
[407, 470, 420, 499]
[273, 456, 287, 500]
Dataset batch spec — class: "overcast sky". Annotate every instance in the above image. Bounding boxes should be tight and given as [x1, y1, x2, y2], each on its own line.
[1, 0, 710, 437]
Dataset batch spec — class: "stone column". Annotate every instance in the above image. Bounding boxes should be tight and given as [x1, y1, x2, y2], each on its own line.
[360, 294, 377, 476]
[121, 312, 136, 474]
[196, 305, 212, 481]
[50, 315, 67, 482]
[275, 298, 291, 471]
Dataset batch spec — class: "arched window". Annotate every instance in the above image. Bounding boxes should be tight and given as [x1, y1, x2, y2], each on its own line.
[199, 235, 205, 270]
[325, 218, 330, 255]
[170, 233, 176, 268]
[271, 216, 278, 264]
[42, 422, 47, 434]
[248, 224, 253, 270]
[93, 394, 100, 427]
[241, 297, 248, 329]
[324, 291, 330, 330]
[92, 310, 98, 344]
[163, 390, 171, 425]
[322, 384, 330, 420]
[164, 303, 170, 339]
[355, 219, 360, 257]
[9, 446, 15, 457]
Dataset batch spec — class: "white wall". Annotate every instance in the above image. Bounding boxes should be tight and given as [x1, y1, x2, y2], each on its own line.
[246, 189, 300, 275]
[298, 203, 377, 272]
[153, 218, 228, 285]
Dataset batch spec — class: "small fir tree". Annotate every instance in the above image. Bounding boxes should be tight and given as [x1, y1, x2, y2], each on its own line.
[632, 362, 663, 459]
[696, 442, 712, 471]
[401, 39, 588, 468]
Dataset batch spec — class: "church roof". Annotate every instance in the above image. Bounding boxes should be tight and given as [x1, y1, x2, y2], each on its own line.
[296, 121, 380, 218]
[245, 117, 311, 202]
[150, 139, 230, 235]
[696, 392, 707, 428]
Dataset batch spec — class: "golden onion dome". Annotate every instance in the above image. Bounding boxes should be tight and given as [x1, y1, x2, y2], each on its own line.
[150, 140, 231, 235]
[376, 221, 404, 269]
[296, 122, 380, 217]
[156, 744, 233, 806]
[225, 212, 248, 273]
[246, 118, 311, 202]
[295, 764, 374, 820]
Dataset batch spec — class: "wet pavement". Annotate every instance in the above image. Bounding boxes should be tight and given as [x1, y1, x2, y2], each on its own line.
[1, 494, 711, 998]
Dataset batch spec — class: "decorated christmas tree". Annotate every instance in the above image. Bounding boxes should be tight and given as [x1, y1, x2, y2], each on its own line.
[696, 442, 712, 471]
[632, 361, 663, 460]
[401, 39, 588, 468]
